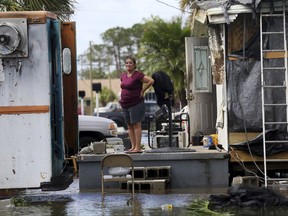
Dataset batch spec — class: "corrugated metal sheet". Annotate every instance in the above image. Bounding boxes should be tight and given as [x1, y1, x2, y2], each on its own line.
[207, 5, 253, 24]
[194, 0, 261, 10]
[194, 0, 288, 24]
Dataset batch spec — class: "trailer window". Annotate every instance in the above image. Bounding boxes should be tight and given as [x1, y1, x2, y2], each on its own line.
[193, 46, 211, 93]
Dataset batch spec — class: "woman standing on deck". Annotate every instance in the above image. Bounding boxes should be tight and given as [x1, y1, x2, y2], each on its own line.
[119, 56, 154, 153]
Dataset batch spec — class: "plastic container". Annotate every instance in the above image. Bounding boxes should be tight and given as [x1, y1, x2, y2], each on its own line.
[93, 142, 106, 154]
[203, 136, 213, 148]
[108, 167, 130, 176]
[114, 144, 124, 153]
[210, 134, 218, 145]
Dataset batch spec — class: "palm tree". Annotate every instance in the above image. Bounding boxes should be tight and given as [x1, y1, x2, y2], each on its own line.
[139, 16, 190, 107]
[0, 0, 76, 21]
[179, 0, 193, 11]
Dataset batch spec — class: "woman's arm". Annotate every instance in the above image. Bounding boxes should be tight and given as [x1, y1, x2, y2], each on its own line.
[141, 75, 154, 97]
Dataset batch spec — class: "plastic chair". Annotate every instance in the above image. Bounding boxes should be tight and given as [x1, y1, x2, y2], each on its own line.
[101, 153, 135, 201]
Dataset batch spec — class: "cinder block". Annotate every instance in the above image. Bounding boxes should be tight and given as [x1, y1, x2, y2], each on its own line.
[152, 179, 166, 190]
[146, 166, 171, 179]
[133, 167, 146, 180]
[127, 179, 169, 191]
[232, 176, 259, 187]
[92, 142, 106, 154]
[127, 180, 152, 190]
[123, 166, 171, 191]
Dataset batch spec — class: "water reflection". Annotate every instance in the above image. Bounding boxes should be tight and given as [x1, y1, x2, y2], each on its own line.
[2, 178, 288, 216]
[1, 179, 197, 216]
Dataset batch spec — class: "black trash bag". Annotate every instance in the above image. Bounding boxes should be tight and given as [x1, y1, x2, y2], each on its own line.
[192, 131, 204, 146]
[209, 185, 288, 208]
[152, 71, 174, 107]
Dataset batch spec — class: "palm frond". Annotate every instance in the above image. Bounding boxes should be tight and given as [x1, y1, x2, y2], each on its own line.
[0, 0, 21, 11]
[179, 0, 194, 11]
[0, 0, 76, 21]
[187, 198, 234, 216]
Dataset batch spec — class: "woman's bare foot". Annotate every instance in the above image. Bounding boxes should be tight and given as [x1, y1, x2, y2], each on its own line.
[130, 149, 142, 153]
[126, 148, 135, 152]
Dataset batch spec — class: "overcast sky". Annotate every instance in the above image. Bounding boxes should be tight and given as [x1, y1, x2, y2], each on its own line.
[72, 0, 189, 55]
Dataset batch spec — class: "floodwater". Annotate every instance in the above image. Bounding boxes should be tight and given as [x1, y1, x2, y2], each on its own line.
[2, 179, 288, 216]
[2, 132, 288, 215]
[0, 178, 208, 216]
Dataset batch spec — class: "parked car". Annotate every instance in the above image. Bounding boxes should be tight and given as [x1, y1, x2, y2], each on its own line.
[78, 115, 118, 148]
[99, 111, 127, 129]
[94, 102, 121, 113]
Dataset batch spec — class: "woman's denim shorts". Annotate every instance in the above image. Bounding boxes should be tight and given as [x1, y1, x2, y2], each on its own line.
[122, 100, 145, 124]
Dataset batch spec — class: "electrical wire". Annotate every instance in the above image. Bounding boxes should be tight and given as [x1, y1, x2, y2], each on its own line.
[156, 0, 192, 14]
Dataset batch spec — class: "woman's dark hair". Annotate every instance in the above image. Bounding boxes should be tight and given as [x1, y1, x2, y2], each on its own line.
[125, 56, 137, 68]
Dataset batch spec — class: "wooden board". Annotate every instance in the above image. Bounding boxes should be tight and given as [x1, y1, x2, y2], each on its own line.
[0, 105, 49, 114]
[229, 132, 288, 162]
[61, 22, 79, 156]
[263, 51, 286, 59]
[0, 11, 57, 23]
[230, 148, 288, 162]
[229, 132, 260, 144]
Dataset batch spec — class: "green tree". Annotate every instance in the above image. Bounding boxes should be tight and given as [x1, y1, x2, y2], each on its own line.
[125, 23, 145, 55]
[101, 27, 130, 71]
[78, 43, 115, 80]
[99, 87, 117, 106]
[80, 68, 105, 79]
[78, 14, 190, 107]
[0, 0, 76, 21]
[179, 0, 193, 11]
[139, 16, 190, 106]
[79, 25, 145, 81]
[101, 25, 145, 74]
[109, 69, 122, 79]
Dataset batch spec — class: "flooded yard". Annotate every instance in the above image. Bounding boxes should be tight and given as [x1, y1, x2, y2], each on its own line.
[2, 178, 288, 215]
[0, 178, 206, 216]
[2, 132, 288, 215]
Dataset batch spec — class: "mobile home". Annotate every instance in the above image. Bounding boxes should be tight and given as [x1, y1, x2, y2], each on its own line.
[0, 11, 78, 190]
[185, 0, 288, 186]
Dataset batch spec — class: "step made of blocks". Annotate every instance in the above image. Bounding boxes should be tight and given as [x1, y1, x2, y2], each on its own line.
[126, 179, 168, 191]
[131, 166, 171, 180]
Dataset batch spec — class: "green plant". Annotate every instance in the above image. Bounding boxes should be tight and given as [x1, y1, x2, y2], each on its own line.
[187, 198, 233, 216]
[11, 196, 28, 207]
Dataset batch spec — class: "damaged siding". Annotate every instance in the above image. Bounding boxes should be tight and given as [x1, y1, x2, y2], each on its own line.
[227, 13, 259, 54]
[208, 25, 224, 85]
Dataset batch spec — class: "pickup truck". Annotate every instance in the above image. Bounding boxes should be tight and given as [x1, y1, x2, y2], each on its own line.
[98, 108, 127, 129]
[78, 115, 118, 148]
